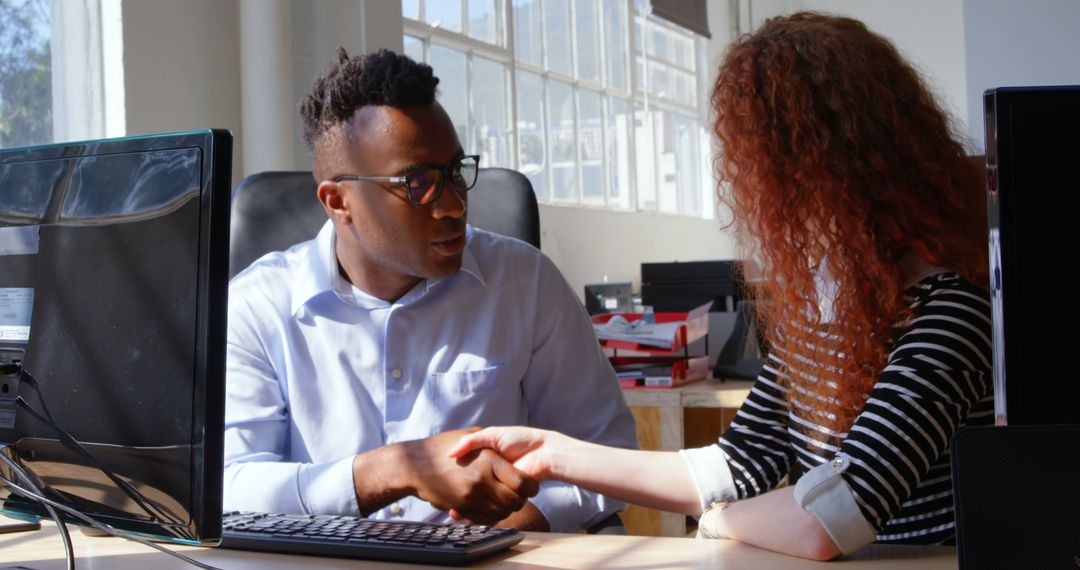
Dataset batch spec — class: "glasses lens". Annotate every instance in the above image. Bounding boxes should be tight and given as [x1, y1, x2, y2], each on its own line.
[406, 169, 441, 204]
[454, 156, 479, 192]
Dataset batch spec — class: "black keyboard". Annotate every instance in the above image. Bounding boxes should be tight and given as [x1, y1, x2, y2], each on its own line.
[219, 511, 524, 565]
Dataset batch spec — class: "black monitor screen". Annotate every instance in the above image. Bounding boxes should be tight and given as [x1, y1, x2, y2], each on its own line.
[0, 130, 231, 543]
[985, 86, 1080, 426]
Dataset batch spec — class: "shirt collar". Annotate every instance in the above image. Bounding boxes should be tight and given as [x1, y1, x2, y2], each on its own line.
[291, 221, 486, 315]
[290, 220, 336, 315]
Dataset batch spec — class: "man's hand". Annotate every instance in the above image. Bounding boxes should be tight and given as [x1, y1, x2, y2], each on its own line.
[400, 428, 539, 524]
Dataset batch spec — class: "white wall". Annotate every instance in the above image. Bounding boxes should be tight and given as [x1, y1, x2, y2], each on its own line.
[963, 0, 1080, 153]
[740, 0, 970, 145]
[540, 205, 735, 302]
[120, 0, 403, 189]
[121, 0, 244, 184]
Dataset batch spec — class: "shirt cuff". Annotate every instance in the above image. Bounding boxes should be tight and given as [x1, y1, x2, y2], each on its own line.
[793, 452, 878, 555]
[298, 455, 361, 516]
[223, 461, 306, 514]
[530, 480, 626, 533]
[679, 445, 737, 516]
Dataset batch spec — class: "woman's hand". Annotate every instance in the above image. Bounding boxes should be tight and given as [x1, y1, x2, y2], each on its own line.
[447, 426, 566, 481]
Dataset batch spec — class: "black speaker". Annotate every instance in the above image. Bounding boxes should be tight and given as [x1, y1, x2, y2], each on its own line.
[951, 424, 1080, 569]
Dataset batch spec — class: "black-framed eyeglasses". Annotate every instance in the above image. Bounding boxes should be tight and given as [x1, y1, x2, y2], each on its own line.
[333, 155, 480, 206]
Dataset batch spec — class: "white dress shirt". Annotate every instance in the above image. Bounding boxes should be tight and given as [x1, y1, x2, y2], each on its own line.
[223, 221, 637, 532]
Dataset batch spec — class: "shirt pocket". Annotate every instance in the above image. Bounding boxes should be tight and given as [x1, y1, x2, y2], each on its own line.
[431, 365, 504, 396]
[427, 365, 520, 431]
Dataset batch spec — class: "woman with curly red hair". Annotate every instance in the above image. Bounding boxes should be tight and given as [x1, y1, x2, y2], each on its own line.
[450, 12, 992, 560]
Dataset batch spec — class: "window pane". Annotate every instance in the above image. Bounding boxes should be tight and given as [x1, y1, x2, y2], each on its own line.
[605, 97, 632, 209]
[0, 0, 53, 148]
[426, 0, 462, 32]
[429, 45, 469, 147]
[675, 70, 694, 107]
[548, 80, 576, 202]
[467, 0, 497, 44]
[653, 110, 700, 214]
[650, 61, 670, 99]
[403, 34, 424, 62]
[472, 56, 508, 168]
[655, 110, 677, 213]
[515, 70, 546, 200]
[673, 34, 693, 69]
[671, 113, 702, 215]
[602, 0, 628, 91]
[578, 89, 603, 202]
[633, 16, 644, 53]
[635, 57, 645, 92]
[574, 0, 601, 83]
[402, 0, 419, 20]
[545, 0, 572, 76]
[648, 23, 668, 62]
[512, 0, 542, 67]
[635, 102, 656, 210]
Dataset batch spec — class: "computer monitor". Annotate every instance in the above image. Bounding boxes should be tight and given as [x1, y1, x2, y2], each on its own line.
[984, 86, 1080, 426]
[640, 260, 742, 313]
[0, 130, 231, 544]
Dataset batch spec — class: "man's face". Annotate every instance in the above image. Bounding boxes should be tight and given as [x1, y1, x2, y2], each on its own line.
[327, 102, 468, 292]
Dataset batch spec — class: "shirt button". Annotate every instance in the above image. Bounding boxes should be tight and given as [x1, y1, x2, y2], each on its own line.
[831, 457, 845, 469]
[389, 503, 402, 515]
[391, 368, 402, 379]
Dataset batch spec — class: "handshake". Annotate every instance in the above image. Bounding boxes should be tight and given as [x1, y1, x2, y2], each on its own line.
[366, 426, 565, 528]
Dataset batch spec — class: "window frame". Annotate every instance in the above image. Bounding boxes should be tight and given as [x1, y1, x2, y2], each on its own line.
[403, 0, 709, 218]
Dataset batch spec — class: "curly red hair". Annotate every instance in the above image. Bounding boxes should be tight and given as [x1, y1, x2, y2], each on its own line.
[712, 13, 988, 433]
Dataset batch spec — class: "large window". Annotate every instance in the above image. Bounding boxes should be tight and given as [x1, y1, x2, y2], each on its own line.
[0, 0, 123, 149]
[0, 0, 52, 148]
[402, 0, 709, 217]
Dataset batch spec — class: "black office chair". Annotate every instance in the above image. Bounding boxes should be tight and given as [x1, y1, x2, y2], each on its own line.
[229, 167, 541, 278]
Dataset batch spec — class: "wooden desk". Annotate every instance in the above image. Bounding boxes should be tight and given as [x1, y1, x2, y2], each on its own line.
[620, 379, 754, 537]
[0, 522, 957, 569]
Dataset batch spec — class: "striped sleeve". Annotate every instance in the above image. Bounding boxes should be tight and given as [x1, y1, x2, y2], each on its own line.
[716, 352, 796, 498]
[837, 281, 993, 532]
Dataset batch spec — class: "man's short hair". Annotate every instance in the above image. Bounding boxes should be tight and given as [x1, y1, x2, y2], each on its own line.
[298, 48, 440, 151]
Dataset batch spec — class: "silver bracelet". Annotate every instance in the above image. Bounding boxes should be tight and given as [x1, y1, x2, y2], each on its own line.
[697, 500, 732, 539]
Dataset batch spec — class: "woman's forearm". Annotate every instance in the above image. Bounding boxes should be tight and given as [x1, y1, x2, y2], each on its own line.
[717, 486, 841, 561]
[551, 439, 703, 516]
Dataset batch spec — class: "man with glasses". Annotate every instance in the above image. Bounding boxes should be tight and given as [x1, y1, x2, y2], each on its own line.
[223, 49, 636, 532]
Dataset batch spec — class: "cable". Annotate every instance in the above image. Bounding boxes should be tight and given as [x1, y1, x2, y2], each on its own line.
[18, 370, 187, 532]
[0, 453, 221, 570]
[13, 396, 188, 532]
[1, 446, 75, 570]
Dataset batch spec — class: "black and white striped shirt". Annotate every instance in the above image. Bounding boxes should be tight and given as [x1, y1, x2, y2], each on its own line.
[682, 272, 993, 548]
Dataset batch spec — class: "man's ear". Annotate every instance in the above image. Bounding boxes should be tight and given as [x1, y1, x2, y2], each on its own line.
[317, 180, 351, 224]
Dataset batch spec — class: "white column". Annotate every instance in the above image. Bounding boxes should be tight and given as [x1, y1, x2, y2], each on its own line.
[51, 0, 104, 142]
[240, 0, 295, 175]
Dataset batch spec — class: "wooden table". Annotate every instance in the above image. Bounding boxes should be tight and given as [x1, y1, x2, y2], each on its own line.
[0, 521, 958, 569]
[619, 379, 754, 537]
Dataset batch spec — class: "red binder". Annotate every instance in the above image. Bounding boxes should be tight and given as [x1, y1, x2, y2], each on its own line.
[591, 302, 711, 388]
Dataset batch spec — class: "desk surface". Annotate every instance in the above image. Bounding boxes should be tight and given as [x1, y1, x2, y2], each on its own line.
[1, 522, 957, 569]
